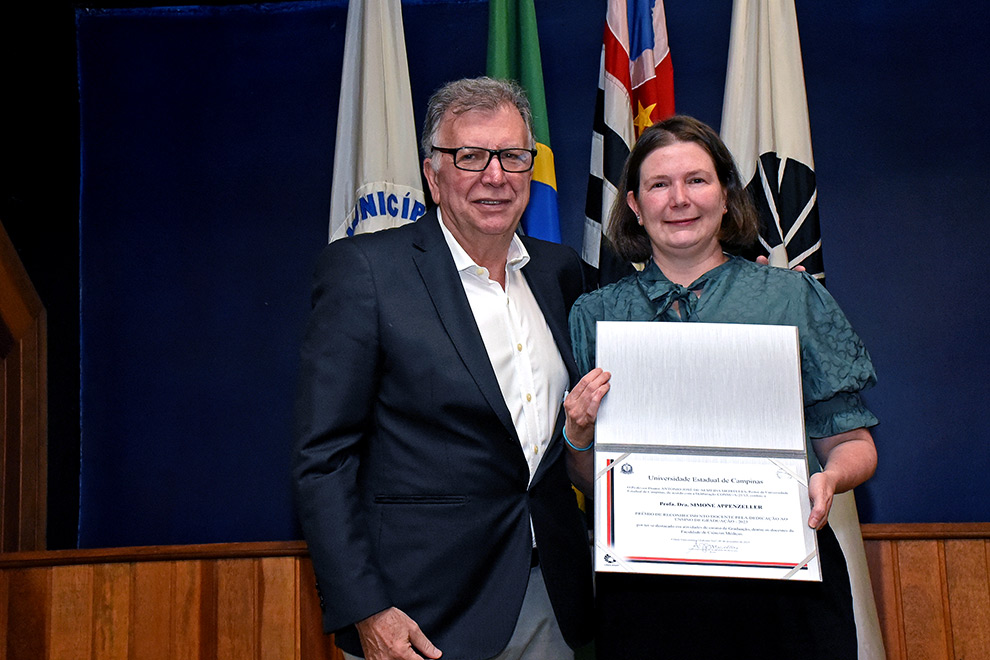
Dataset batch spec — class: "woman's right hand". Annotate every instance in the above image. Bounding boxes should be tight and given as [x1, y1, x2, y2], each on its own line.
[563, 368, 611, 450]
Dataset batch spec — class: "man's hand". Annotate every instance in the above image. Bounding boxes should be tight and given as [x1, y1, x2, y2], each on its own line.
[755, 255, 806, 272]
[355, 607, 442, 660]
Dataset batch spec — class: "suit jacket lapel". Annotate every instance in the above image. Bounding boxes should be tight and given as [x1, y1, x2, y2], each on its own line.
[410, 214, 519, 442]
[522, 252, 580, 385]
[521, 243, 582, 487]
[523, 244, 580, 484]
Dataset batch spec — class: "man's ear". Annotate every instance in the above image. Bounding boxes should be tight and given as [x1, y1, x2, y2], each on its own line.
[423, 159, 441, 204]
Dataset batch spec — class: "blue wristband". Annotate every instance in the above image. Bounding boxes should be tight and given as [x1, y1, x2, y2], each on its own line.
[563, 427, 593, 452]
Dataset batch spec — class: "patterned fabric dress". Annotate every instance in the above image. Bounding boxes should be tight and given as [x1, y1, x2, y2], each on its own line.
[570, 255, 878, 659]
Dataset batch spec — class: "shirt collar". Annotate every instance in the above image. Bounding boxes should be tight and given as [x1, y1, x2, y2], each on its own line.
[639, 254, 736, 289]
[436, 208, 530, 274]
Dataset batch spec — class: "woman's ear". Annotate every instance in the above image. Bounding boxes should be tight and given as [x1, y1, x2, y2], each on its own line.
[626, 190, 642, 225]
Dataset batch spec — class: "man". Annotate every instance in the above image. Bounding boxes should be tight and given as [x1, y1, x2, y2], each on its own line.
[294, 77, 598, 660]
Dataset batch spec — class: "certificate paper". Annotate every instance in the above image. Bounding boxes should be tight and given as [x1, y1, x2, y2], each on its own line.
[594, 322, 821, 581]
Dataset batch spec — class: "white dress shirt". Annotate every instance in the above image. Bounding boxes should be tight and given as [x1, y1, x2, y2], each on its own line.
[437, 212, 568, 484]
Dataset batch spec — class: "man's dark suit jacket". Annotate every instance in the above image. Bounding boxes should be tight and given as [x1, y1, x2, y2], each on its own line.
[293, 211, 594, 660]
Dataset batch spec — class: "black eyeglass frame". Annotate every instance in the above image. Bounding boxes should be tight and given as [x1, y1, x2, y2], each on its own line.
[430, 145, 538, 173]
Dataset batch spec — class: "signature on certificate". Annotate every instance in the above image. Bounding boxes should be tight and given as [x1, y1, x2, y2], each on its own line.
[689, 541, 740, 554]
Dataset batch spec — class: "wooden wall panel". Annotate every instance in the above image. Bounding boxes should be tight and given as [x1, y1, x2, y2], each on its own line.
[864, 538, 904, 659]
[93, 563, 131, 660]
[862, 524, 990, 660]
[0, 548, 338, 660]
[198, 559, 219, 660]
[4, 532, 988, 660]
[259, 557, 297, 659]
[897, 540, 952, 659]
[130, 561, 173, 660]
[173, 560, 207, 660]
[0, 567, 8, 660]
[5, 567, 49, 660]
[49, 564, 93, 660]
[216, 558, 258, 660]
[943, 539, 990, 660]
[298, 557, 342, 660]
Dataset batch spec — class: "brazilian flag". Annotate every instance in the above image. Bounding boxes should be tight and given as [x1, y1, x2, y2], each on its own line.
[487, 0, 562, 243]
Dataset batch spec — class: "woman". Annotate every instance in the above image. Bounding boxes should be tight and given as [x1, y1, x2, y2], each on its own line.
[562, 116, 877, 659]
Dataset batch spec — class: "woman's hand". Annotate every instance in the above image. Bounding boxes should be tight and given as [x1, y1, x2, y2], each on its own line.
[563, 368, 611, 450]
[807, 470, 838, 530]
[808, 428, 877, 529]
[562, 368, 610, 495]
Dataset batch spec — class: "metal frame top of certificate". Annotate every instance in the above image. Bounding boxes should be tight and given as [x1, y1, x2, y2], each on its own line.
[593, 321, 821, 582]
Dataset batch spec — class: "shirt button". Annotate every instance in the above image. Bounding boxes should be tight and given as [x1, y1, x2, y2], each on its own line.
[534, 446, 540, 455]
[526, 393, 532, 402]
[475, 267, 485, 276]
[517, 343, 523, 352]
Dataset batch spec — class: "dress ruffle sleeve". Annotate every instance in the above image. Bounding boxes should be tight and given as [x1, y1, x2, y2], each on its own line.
[792, 272, 878, 438]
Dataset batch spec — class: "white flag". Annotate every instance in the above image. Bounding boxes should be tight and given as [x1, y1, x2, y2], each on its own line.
[328, 0, 426, 242]
[721, 0, 824, 278]
[722, 3, 884, 658]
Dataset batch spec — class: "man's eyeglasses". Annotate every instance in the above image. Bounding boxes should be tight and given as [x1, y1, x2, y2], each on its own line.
[431, 146, 537, 173]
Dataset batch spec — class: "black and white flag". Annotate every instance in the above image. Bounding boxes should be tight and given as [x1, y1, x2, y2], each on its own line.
[721, 0, 824, 279]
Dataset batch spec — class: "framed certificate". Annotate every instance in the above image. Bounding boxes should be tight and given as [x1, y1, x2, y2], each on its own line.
[593, 321, 821, 582]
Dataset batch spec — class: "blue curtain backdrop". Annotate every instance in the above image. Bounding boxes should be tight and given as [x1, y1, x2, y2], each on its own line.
[77, 0, 990, 547]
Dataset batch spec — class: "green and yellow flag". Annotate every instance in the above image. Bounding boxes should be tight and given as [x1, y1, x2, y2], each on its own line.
[487, 0, 561, 242]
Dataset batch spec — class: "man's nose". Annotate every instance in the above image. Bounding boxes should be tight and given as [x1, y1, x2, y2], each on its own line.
[480, 154, 507, 184]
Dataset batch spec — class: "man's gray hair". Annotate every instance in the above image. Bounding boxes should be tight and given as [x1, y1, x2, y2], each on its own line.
[421, 76, 535, 170]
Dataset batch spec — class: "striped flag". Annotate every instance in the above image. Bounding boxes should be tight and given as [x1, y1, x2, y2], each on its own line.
[720, 0, 824, 278]
[487, 0, 561, 243]
[721, 3, 884, 657]
[583, 0, 674, 282]
[328, 0, 426, 242]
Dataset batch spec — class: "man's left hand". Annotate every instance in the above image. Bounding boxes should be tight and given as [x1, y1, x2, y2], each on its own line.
[355, 607, 442, 660]
[755, 255, 807, 272]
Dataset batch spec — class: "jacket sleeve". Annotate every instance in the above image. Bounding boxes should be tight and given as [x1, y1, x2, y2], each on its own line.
[292, 238, 392, 632]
